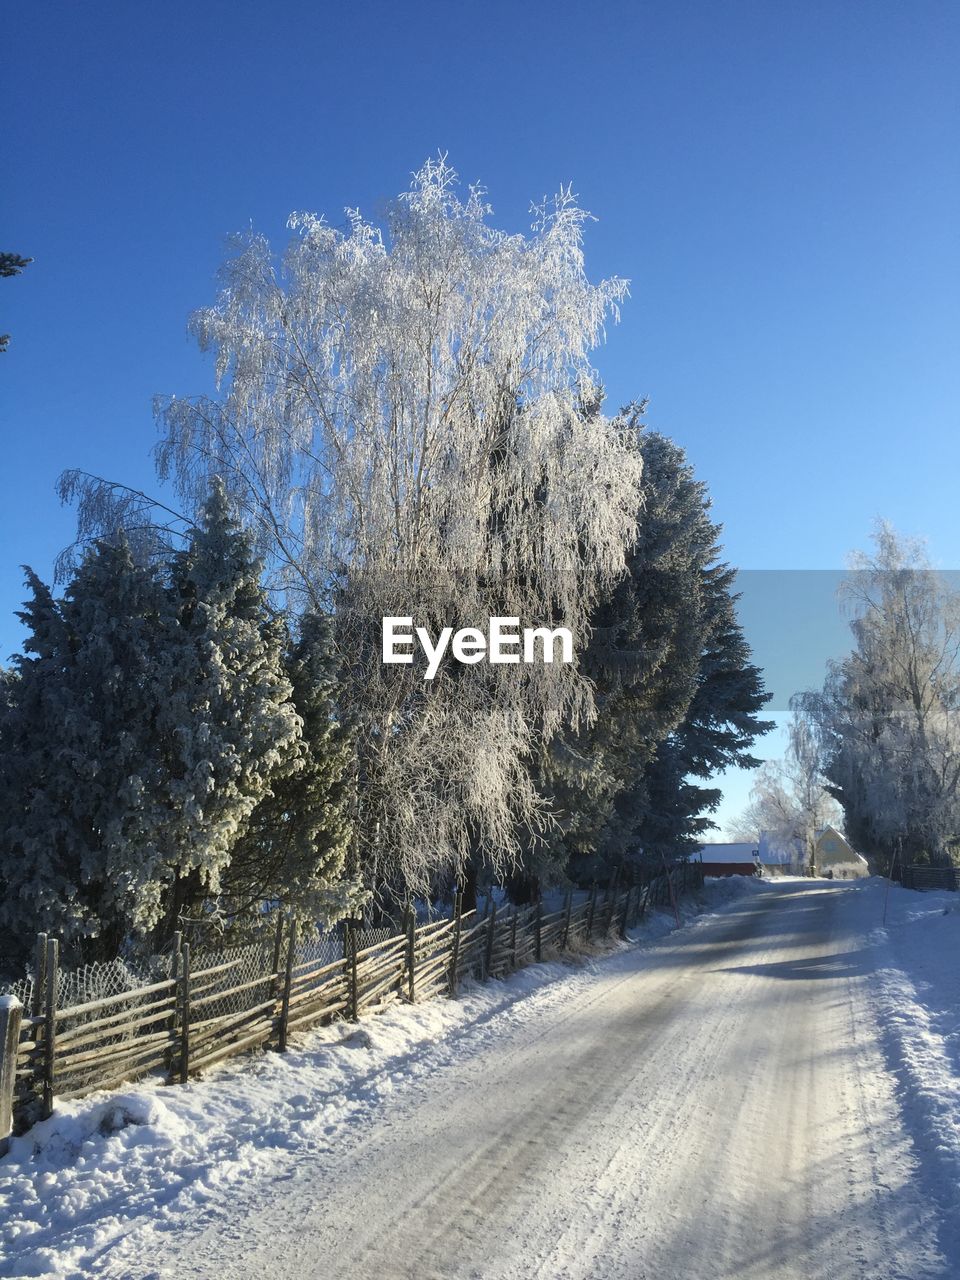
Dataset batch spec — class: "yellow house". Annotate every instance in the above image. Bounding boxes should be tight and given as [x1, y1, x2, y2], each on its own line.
[814, 825, 869, 878]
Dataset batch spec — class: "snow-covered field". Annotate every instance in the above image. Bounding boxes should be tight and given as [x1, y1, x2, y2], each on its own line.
[3, 875, 960, 1279]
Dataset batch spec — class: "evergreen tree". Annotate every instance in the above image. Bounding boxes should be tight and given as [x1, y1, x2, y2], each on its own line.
[156, 480, 303, 938]
[638, 562, 773, 859]
[531, 413, 773, 882]
[533, 420, 723, 883]
[0, 482, 360, 966]
[1, 251, 32, 353]
[224, 610, 362, 933]
[0, 546, 179, 963]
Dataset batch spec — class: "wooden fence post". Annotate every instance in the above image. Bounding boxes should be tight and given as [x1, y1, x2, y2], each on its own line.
[510, 907, 518, 969]
[661, 853, 681, 928]
[0, 996, 22, 1156]
[605, 869, 620, 933]
[586, 884, 597, 939]
[178, 942, 191, 1085]
[278, 916, 297, 1052]
[405, 905, 416, 1003]
[32, 933, 47, 1021]
[271, 912, 284, 991]
[561, 889, 573, 951]
[448, 888, 463, 997]
[347, 921, 359, 1022]
[166, 931, 182, 1075]
[534, 894, 543, 963]
[608, 867, 620, 930]
[42, 937, 58, 1119]
[619, 885, 632, 939]
[484, 901, 497, 979]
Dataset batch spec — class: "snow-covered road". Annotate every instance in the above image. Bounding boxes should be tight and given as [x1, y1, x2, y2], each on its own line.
[78, 881, 950, 1280]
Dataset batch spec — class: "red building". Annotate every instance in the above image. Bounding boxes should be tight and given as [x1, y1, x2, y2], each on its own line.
[697, 842, 760, 877]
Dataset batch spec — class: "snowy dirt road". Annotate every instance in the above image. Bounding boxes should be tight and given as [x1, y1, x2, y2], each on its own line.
[92, 881, 948, 1280]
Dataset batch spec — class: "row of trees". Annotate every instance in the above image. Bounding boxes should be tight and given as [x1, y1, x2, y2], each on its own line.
[0, 486, 361, 967]
[801, 525, 960, 870]
[735, 523, 960, 873]
[0, 161, 772, 967]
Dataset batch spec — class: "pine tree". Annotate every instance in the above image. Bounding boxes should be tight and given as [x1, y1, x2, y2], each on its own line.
[533, 420, 723, 883]
[0, 483, 354, 966]
[157, 481, 303, 938]
[224, 610, 362, 933]
[1, 251, 32, 353]
[638, 562, 773, 859]
[0, 572, 86, 967]
[0, 547, 179, 963]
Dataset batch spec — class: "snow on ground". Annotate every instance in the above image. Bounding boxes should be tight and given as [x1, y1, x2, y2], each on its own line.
[6, 873, 960, 1280]
[859, 878, 960, 1253]
[0, 878, 766, 1279]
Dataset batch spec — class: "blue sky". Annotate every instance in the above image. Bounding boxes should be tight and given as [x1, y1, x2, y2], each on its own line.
[2, 0, 958, 833]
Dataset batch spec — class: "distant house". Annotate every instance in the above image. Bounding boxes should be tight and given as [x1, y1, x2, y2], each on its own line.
[699, 834, 803, 876]
[814, 825, 869, 878]
[758, 832, 806, 876]
[697, 842, 760, 877]
[698, 829, 867, 879]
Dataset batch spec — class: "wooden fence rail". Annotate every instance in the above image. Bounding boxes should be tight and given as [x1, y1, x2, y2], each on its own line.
[5, 859, 704, 1140]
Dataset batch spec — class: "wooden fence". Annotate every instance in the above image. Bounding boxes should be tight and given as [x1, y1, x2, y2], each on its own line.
[2, 859, 704, 1143]
[901, 864, 960, 892]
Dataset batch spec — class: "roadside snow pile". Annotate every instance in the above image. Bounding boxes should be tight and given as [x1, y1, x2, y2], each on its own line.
[700, 871, 782, 904]
[857, 877, 960, 1237]
[0, 875, 767, 1279]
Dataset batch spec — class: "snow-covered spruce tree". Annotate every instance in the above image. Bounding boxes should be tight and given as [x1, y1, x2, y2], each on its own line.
[530, 418, 718, 884]
[636, 559, 773, 860]
[0, 546, 181, 964]
[139, 159, 644, 899]
[0, 485, 357, 966]
[157, 481, 304, 939]
[0, 572, 84, 969]
[224, 609, 362, 934]
[798, 523, 960, 869]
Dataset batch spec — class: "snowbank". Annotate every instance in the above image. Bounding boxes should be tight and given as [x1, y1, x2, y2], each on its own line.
[0, 876, 769, 1279]
[853, 876, 960, 1260]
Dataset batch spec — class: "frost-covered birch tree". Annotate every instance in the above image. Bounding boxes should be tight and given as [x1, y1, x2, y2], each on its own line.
[128, 158, 645, 895]
[799, 523, 960, 868]
[731, 701, 842, 867]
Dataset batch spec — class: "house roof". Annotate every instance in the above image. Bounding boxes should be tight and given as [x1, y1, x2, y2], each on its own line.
[816, 824, 845, 840]
[697, 842, 759, 864]
[816, 826, 868, 864]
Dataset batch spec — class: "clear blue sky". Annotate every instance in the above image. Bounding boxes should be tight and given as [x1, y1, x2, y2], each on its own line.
[3, 0, 958, 833]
